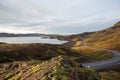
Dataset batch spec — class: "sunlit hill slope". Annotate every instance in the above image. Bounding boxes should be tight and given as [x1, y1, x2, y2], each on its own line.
[85, 21, 120, 51]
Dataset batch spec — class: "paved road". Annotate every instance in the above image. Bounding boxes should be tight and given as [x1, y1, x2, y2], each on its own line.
[82, 50, 120, 70]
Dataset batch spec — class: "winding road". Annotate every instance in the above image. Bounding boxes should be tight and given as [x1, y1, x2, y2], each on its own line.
[82, 50, 120, 70]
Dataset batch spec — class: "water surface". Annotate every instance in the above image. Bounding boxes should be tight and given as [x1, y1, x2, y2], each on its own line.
[0, 37, 67, 44]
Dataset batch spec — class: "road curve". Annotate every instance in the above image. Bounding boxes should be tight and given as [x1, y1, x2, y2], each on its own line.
[82, 50, 120, 70]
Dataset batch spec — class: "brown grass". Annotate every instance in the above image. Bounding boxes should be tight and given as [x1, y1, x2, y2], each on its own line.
[0, 43, 83, 63]
[100, 71, 120, 80]
[85, 21, 120, 52]
[72, 45, 112, 61]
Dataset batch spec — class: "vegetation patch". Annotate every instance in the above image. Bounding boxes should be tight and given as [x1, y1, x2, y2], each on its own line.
[100, 71, 120, 80]
[41, 56, 100, 80]
[72, 45, 112, 61]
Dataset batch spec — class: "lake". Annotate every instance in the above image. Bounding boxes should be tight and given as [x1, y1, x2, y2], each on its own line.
[0, 37, 67, 44]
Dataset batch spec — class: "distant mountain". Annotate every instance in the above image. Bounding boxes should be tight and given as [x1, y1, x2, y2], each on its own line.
[85, 21, 120, 51]
[0, 33, 48, 37]
[69, 32, 95, 40]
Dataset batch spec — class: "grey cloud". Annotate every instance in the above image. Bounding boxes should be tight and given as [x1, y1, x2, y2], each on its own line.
[0, 3, 8, 10]
[0, 0, 47, 25]
[14, 23, 47, 27]
[46, 19, 119, 34]
[0, 17, 24, 25]
[0, 0, 120, 34]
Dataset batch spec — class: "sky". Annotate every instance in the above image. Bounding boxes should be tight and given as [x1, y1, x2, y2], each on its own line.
[0, 0, 120, 34]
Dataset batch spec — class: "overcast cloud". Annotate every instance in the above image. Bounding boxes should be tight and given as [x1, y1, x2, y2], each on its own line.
[0, 0, 120, 34]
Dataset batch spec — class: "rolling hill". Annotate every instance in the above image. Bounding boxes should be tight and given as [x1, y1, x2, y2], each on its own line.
[85, 21, 120, 51]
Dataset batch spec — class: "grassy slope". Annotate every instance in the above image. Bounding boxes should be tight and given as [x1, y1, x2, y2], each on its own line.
[0, 43, 87, 63]
[41, 56, 100, 80]
[85, 21, 120, 51]
[0, 43, 100, 80]
[0, 56, 100, 80]
[72, 45, 112, 61]
[100, 71, 120, 80]
[63, 31, 112, 61]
